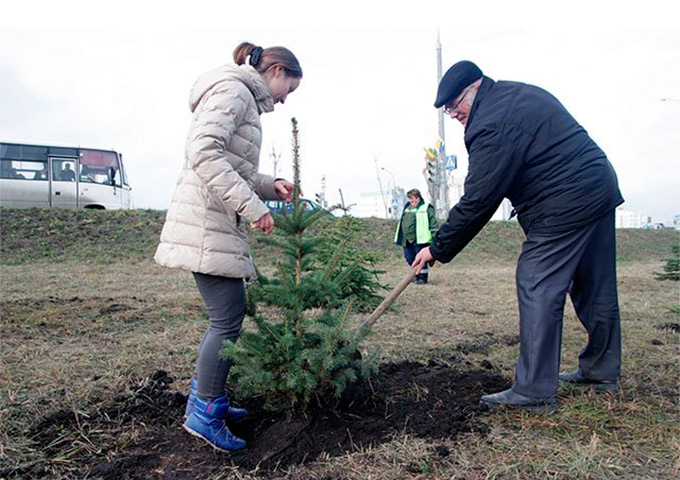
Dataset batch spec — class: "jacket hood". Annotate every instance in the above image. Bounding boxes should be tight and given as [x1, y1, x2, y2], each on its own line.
[188, 64, 275, 114]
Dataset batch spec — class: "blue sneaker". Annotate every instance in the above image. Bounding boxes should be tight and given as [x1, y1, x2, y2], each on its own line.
[184, 378, 198, 418]
[225, 404, 249, 422]
[183, 395, 246, 452]
[184, 379, 249, 422]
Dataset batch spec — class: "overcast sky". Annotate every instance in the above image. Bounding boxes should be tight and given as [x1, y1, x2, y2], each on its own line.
[2, 1, 679, 221]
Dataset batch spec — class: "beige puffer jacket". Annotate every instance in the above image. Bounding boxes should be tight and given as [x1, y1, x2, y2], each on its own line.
[154, 64, 280, 279]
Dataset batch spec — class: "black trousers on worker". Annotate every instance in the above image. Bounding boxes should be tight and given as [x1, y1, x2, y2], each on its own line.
[513, 210, 621, 398]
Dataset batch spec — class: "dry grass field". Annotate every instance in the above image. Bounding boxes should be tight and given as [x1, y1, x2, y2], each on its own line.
[1, 208, 678, 479]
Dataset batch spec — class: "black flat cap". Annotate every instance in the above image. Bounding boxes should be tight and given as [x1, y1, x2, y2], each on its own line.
[434, 60, 483, 108]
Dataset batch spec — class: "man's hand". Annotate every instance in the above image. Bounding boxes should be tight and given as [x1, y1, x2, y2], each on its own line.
[250, 212, 275, 234]
[274, 180, 297, 203]
[412, 247, 436, 274]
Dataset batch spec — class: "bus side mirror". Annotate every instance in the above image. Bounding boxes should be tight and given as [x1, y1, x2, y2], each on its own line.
[108, 167, 117, 186]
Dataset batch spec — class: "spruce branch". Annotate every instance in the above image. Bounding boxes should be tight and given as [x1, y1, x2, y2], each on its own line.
[333, 261, 360, 287]
[339, 299, 355, 327]
[322, 242, 347, 283]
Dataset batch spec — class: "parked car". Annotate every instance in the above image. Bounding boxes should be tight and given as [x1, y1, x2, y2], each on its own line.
[265, 198, 334, 216]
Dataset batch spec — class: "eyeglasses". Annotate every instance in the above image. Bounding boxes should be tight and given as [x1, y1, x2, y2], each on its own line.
[443, 87, 470, 115]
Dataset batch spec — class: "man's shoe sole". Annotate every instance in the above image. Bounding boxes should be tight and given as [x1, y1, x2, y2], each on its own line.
[559, 380, 620, 392]
[481, 400, 557, 414]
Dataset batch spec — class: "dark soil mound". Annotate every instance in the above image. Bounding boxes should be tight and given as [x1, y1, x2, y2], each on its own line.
[18, 361, 508, 479]
[89, 361, 507, 479]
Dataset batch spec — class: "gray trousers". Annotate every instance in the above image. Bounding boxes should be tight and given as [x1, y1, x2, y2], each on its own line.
[192, 273, 246, 401]
[513, 210, 621, 398]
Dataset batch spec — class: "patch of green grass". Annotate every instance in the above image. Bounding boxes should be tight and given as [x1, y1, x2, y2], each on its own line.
[616, 228, 680, 263]
[0, 207, 166, 265]
[2, 208, 678, 267]
[0, 208, 680, 265]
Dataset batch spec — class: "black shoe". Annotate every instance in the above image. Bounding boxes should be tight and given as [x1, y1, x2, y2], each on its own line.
[558, 370, 620, 391]
[480, 388, 557, 413]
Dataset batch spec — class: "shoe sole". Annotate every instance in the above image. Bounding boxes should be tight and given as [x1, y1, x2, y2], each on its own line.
[559, 381, 620, 392]
[481, 400, 558, 414]
[182, 424, 246, 453]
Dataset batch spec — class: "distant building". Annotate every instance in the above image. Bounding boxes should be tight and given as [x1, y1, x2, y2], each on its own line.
[666, 214, 680, 231]
[354, 191, 387, 218]
[389, 187, 408, 219]
[448, 171, 465, 208]
[616, 208, 646, 229]
[448, 171, 513, 222]
[491, 198, 514, 221]
[354, 187, 423, 219]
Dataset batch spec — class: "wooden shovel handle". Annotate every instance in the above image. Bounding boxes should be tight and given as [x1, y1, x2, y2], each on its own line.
[360, 267, 418, 330]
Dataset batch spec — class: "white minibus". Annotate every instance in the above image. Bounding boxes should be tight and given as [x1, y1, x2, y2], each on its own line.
[0, 142, 132, 209]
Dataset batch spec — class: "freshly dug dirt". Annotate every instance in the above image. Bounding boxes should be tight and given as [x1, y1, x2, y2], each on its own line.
[25, 361, 508, 479]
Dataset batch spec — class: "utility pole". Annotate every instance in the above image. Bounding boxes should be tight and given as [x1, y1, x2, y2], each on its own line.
[381, 167, 397, 219]
[375, 158, 389, 219]
[436, 32, 450, 219]
[318, 174, 327, 208]
[270, 147, 281, 177]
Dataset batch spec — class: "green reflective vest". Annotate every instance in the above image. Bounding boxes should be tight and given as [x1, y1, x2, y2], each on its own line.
[394, 202, 434, 245]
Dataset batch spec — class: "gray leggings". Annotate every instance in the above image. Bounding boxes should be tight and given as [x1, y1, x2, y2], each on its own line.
[192, 272, 246, 401]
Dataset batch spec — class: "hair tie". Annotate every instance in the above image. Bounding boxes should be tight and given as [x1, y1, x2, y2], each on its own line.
[249, 46, 264, 66]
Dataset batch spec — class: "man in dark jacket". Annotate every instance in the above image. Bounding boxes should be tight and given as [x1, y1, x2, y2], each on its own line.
[413, 61, 624, 412]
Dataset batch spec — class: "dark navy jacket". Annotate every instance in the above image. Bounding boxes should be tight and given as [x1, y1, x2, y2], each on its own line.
[430, 77, 624, 263]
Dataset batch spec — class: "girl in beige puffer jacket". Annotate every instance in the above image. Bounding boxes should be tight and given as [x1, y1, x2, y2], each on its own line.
[155, 41, 302, 452]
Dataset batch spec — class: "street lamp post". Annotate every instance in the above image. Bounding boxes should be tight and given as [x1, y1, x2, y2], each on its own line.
[436, 33, 449, 219]
[381, 167, 397, 218]
[381, 167, 396, 192]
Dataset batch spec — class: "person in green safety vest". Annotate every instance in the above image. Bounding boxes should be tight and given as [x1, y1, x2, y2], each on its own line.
[394, 189, 438, 284]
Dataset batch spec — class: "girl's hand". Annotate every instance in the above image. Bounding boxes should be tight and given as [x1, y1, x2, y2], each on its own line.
[274, 180, 298, 203]
[250, 212, 275, 234]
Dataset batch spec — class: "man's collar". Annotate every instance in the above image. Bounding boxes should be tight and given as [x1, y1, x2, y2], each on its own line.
[465, 76, 493, 131]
